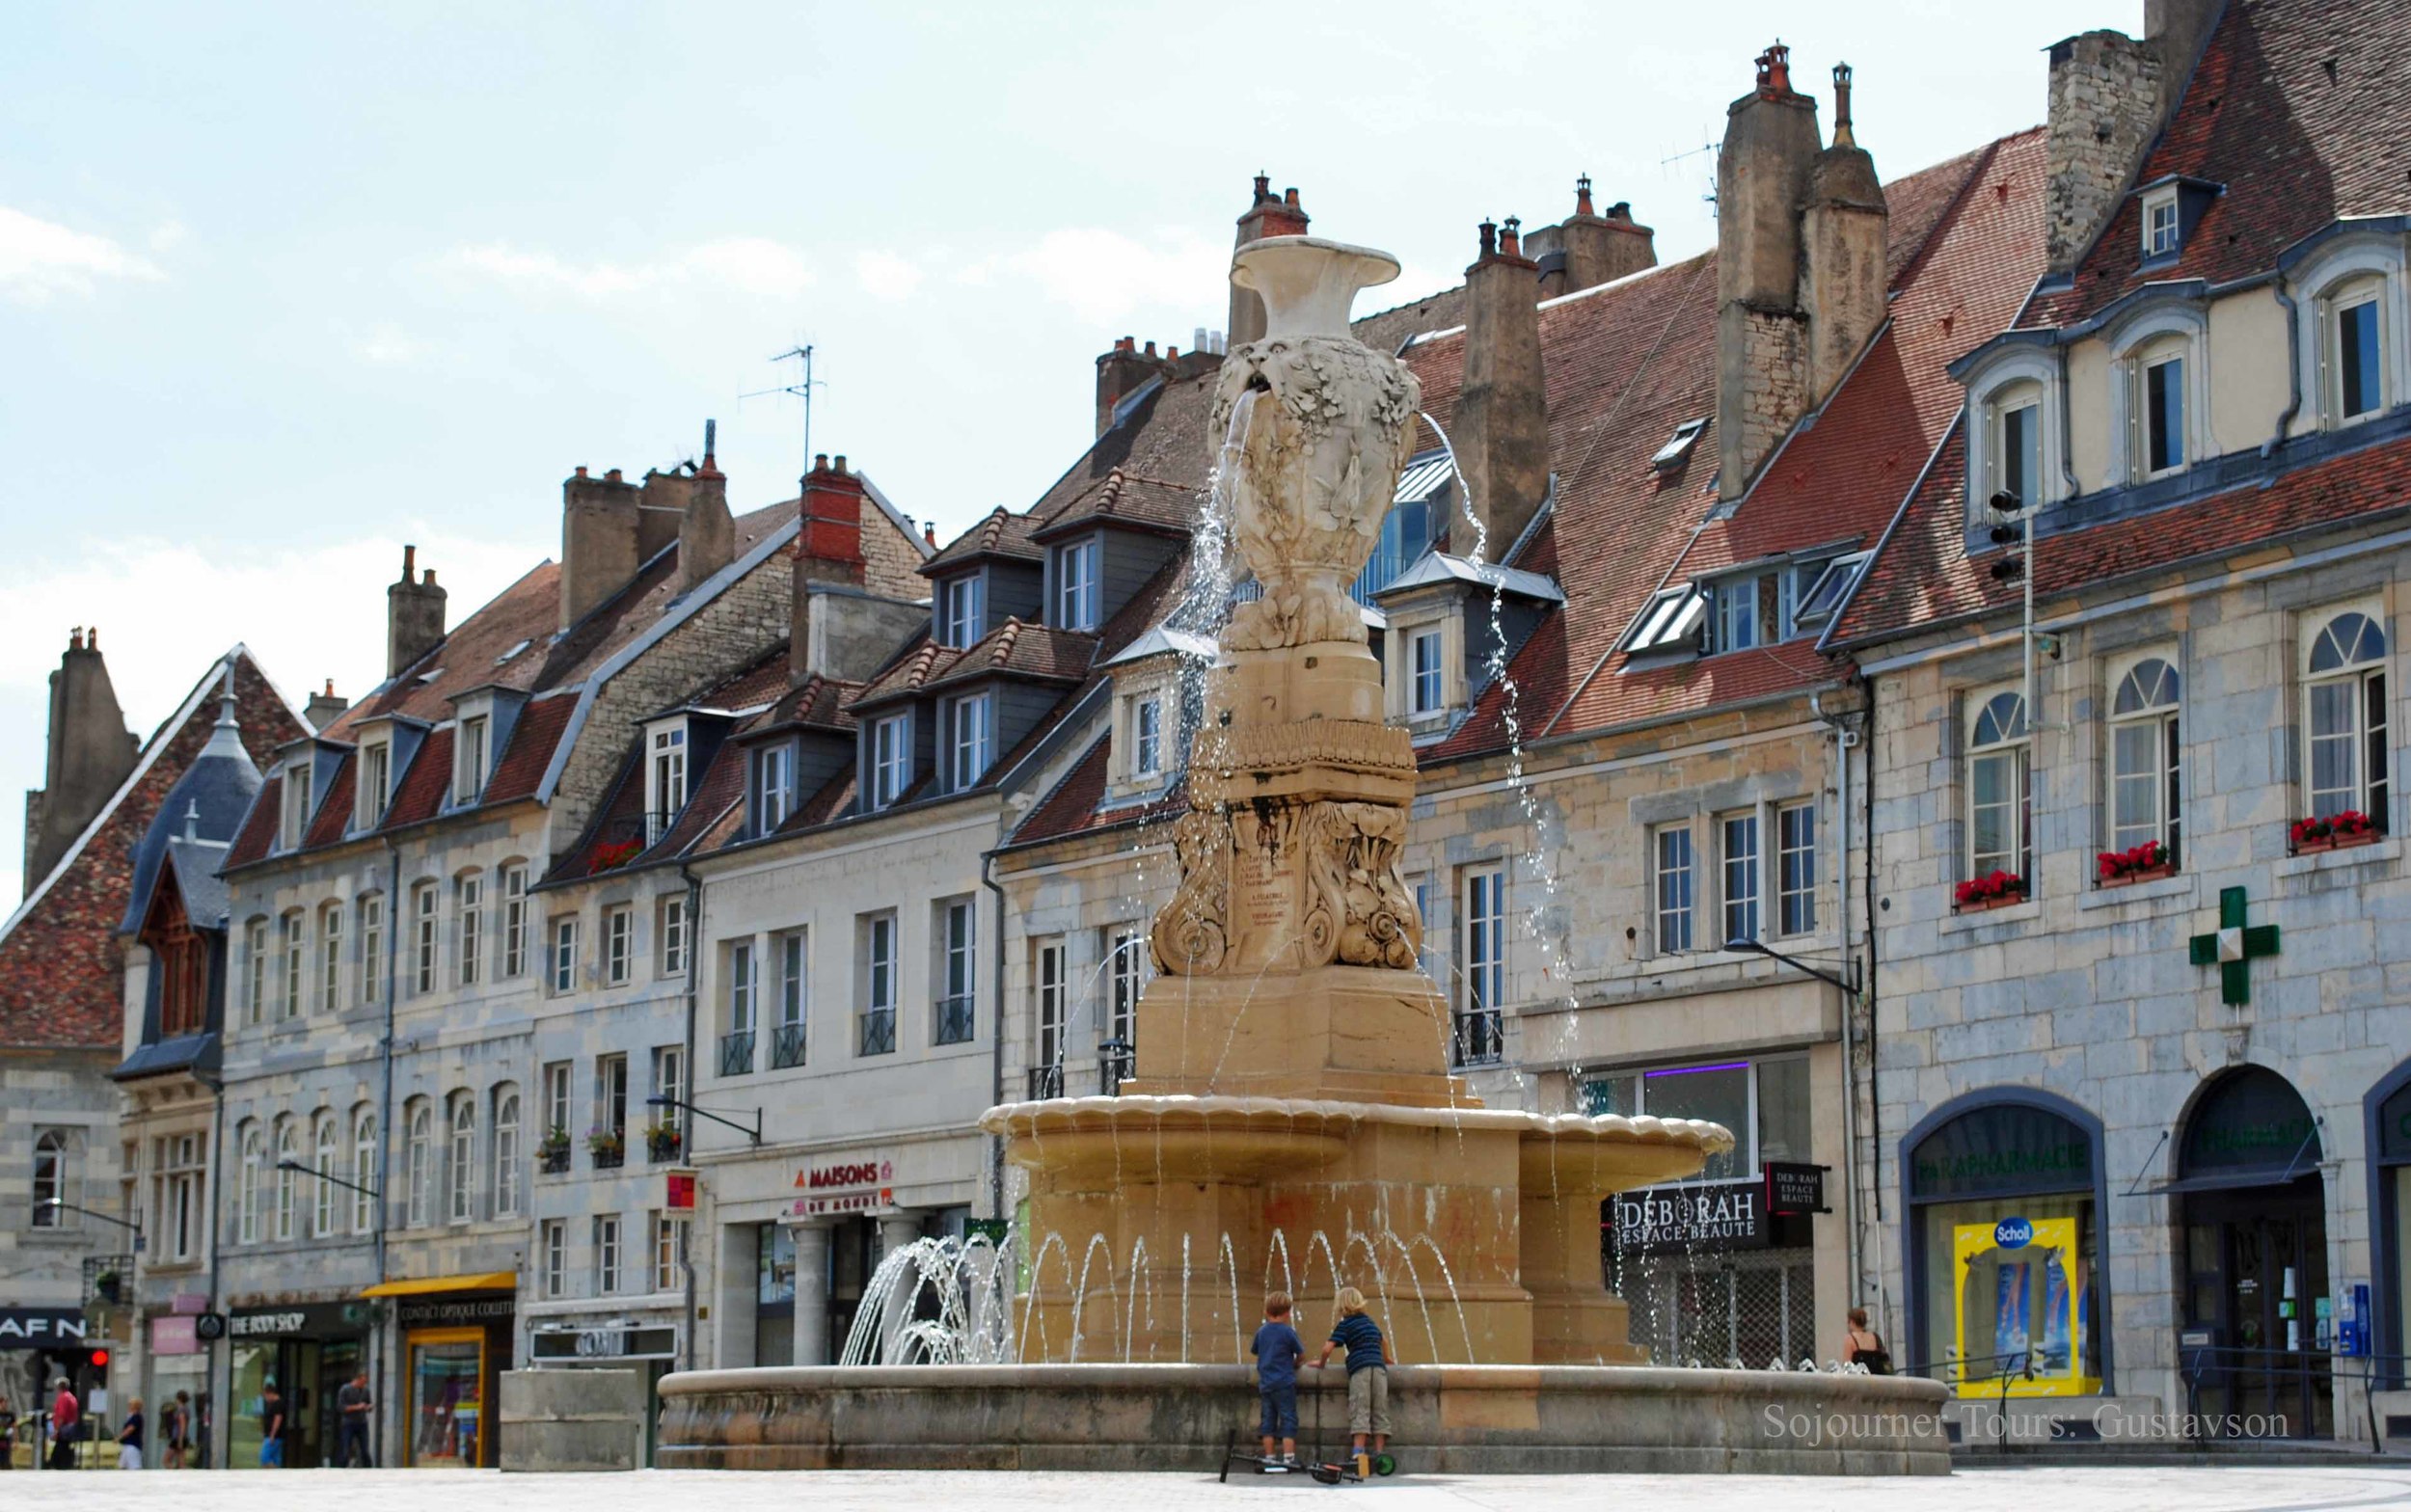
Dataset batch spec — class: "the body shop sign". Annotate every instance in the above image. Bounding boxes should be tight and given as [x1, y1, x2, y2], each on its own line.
[792, 1156, 893, 1217]
[1609, 1179, 1769, 1253]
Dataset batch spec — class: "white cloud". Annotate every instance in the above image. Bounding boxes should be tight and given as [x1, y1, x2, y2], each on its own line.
[0, 205, 164, 303]
[446, 236, 814, 300]
[357, 322, 432, 364]
[854, 248, 923, 302]
[981, 227, 1229, 324]
[148, 220, 189, 255]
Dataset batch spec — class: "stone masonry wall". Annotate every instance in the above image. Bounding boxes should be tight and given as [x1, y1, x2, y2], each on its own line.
[2045, 30, 2164, 271]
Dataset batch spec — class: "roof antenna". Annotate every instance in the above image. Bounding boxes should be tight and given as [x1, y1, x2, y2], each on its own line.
[742, 344, 826, 482]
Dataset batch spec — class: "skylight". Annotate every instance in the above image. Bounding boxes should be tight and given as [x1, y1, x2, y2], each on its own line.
[495, 639, 533, 666]
[1651, 418, 1709, 472]
[1790, 552, 1871, 628]
[1625, 584, 1706, 653]
[414, 667, 445, 685]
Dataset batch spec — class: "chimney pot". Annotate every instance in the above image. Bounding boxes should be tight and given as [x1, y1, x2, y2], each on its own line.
[401, 544, 418, 580]
[323, 678, 335, 696]
[1575, 174, 1595, 217]
[833, 454, 848, 474]
[605, 467, 623, 483]
[575, 466, 587, 478]
[1478, 218, 1498, 258]
[88, 628, 98, 651]
[1755, 39, 1792, 94]
[1253, 171, 1271, 203]
[1143, 339, 1157, 358]
[1284, 187, 1299, 207]
[1610, 200, 1633, 221]
[813, 452, 829, 472]
[924, 521, 938, 545]
[1501, 216, 1523, 258]
[423, 569, 437, 586]
[68, 627, 83, 651]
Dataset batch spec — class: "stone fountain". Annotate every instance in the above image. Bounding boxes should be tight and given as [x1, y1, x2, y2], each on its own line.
[656, 237, 1950, 1473]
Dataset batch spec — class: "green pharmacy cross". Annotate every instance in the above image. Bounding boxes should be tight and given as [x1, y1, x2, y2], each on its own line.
[2188, 885, 2280, 1006]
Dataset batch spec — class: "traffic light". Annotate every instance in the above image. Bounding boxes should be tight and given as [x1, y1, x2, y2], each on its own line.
[1986, 490, 2026, 583]
[89, 1347, 110, 1374]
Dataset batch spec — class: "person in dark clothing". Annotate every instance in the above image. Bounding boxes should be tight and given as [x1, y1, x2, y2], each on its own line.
[336, 1372, 374, 1467]
[117, 1397, 145, 1471]
[258, 1383, 286, 1468]
[0, 1394, 16, 1470]
[1842, 1306, 1893, 1375]
[1250, 1292, 1305, 1471]
[164, 1391, 190, 1470]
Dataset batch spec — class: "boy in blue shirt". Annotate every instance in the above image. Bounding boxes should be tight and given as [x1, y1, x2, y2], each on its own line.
[1251, 1292, 1305, 1471]
[1312, 1286, 1395, 1462]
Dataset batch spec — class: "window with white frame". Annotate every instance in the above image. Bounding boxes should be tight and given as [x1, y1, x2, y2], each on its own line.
[860, 913, 898, 1055]
[405, 1102, 432, 1228]
[281, 763, 313, 850]
[935, 898, 976, 1044]
[1054, 537, 1101, 631]
[604, 904, 633, 986]
[871, 714, 910, 809]
[1989, 381, 2044, 509]
[312, 1115, 338, 1237]
[939, 573, 985, 648]
[447, 1093, 475, 1224]
[31, 1129, 68, 1228]
[1582, 1054, 1810, 1184]
[1720, 811, 1761, 945]
[456, 715, 490, 803]
[2142, 186, 2180, 259]
[1713, 577, 1760, 654]
[754, 742, 796, 833]
[501, 863, 528, 977]
[282, 909, 305, 1019]
[2133, 338, 2189, 478]
[1776, 801, 1817, 936]
[651, 1046, 685, 1144]
[1654, 824, 1694, 955]
[654, 1211, 689, 1293]
[2107, 657, 2182, 860]
[357, 740, 390, 829]
[413, 882, 439, 994]
[492, 1087, 522, 1218]
[1132, 693, 1164, 778]
[245, 918, 269, 1025]
[660, 894, 689, 977]
[551, 915, 579, 995]
[1409, 626, 1445, 716]
[1033, 937, 1067, 1097]
[273, 1120, 298, 1241]
[2324, 277, 2387, 425]
[541, 1218, 567, 1298]
[1967, 688, 2033, 881]
[236, 1125, 261, 1243]
[724, 937, 757, 1075]
[647, 723, 688, 842]
[319, 902, 343, 1012]
[157, 1132, 203, 1263]
[1457, 867, 1505, 1066]
[595, 1054, 628, 1148]
[359, 894, 384, 1006]
[544, 1062, 572, 1149]
[1103, 926, 1145, 1091]
[1774, 560, 1826, 642]
[948, 693, 992, 793]
[595, 1213, 622, 1294]
[2304, 608, 2390, 824]
[351, 1110, 377, 1233]
[457, 872, 483, 986]
[773, 930, 808, 1068]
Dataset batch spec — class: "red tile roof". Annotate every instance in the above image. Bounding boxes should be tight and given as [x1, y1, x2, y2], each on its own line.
[1034, 469, 1200, 541]
[301, 755, 357, 850]
[922, 506, 1044, 574]
[922, 620, 1097, 694]
[225, 773, 282, 872]
[486, 693, 575, 804]
[383, 726, 454, 830]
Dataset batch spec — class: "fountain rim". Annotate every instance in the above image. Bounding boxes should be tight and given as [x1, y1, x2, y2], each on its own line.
[977, 1093, 1734, 1154]
[1229, 233, 1402, 293]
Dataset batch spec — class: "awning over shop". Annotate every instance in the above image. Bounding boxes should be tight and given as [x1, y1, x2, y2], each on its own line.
[360, 1271, 517, 1298]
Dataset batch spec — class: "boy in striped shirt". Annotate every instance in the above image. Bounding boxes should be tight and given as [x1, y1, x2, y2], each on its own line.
[1310, 1286, 1395, 1462]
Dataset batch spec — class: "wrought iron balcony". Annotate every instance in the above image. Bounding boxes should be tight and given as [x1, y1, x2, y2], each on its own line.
[1026, 1064, 1065, 1100]
[858, 1008, 896, 1057]
[935, 993, 975, 1046]
[770, 1022, 807, 1070]
[1450, 1008, 1503, 1067]
[718, 1029, 756, 1078]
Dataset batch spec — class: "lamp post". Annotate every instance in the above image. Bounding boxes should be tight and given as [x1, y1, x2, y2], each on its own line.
[274, 1160, 380, 1201]
[1721, 937, 1860, 995]
[35, 1201, 146, 1248]
[644, 1094, 761, 1146]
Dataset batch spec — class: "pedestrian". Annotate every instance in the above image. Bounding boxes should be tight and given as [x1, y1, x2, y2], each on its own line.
[1250, 1291, 1304, 1472]
[164, 1391, 190, 1470]
[0, 1393, 16, 1471]
[118, 1395, 145, 1471]
[47, 1378, 80, 1471]
[1841, 1306, 1893, 1375]
[336, 1371, 374, 1468]
[1310, 1285, 1395, 1467]
[258, 1382, 286, 1468]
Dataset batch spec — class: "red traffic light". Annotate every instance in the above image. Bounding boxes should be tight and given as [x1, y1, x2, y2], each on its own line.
[89, 1349, 110, 1368]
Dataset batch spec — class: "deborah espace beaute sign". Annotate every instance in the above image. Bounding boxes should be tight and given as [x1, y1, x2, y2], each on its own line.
[1610, 1179, 1769, 1253]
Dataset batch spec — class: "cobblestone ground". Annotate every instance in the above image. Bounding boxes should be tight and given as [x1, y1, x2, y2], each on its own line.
[13, 1466, 2411, 1511]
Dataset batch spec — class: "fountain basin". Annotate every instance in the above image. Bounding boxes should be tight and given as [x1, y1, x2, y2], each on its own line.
[656, 1363, 1952, 1474]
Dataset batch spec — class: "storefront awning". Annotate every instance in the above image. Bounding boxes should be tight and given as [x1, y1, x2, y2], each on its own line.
[360, 1271, 518, 1298]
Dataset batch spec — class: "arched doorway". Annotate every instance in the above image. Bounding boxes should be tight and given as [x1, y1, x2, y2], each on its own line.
[2174, 1066, 2328, 1437]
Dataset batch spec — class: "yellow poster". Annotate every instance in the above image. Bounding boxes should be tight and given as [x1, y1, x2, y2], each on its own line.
[1951, 1215, 2098, 1397]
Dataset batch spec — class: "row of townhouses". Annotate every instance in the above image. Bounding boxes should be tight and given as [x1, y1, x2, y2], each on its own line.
[7, 0, 2409, 1466]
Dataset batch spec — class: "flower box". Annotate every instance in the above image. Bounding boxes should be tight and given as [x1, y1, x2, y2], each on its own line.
[2097, 841, 2175, 888]
[1952, 871, 2028, 913]
[644, 1125, 684, 1163]
[2289, 811, 2381, 855]
[2098, 860, 2178, 888]
[539, 1147, 571, 1174]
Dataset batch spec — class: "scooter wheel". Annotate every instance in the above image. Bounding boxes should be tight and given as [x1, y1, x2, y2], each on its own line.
[1310, 1464, 1342, 1484]
[1371, 1453, 1397, 1477]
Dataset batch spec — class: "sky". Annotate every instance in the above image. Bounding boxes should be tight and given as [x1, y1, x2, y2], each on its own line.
[0, 0, 2135, 912]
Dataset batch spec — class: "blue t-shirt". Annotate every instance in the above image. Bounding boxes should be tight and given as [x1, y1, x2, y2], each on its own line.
[1252, 1320, 1304, 1388]
[1329, 1312, 1386, 1372]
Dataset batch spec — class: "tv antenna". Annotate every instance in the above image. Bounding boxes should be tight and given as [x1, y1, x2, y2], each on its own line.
[741, 344, 825, 475]
[1661, 128, 1719, 210]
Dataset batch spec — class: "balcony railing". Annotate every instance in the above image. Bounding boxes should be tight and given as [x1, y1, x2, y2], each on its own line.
[771, 1022, 807, 1070]
[591, 1144, 625, 1172]
[1451, 1008, 1503, 1067]
[1101, 1045, 1136, 1096]
[859, 1008, 897, 1057]
[718, 1029, 756, 1078]
[935, 993, 975, 1046]
[539, 1146, 571, 1174]
[1026, 1064, 1065, 1100]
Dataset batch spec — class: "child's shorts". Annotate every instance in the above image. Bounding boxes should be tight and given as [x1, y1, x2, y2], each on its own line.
[1346, 1365, 1391, 1437]
[1259, 1384, 1299, 1439]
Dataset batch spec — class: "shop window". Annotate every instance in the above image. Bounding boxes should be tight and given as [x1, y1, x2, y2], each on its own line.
[406, 1330, 487, 1467]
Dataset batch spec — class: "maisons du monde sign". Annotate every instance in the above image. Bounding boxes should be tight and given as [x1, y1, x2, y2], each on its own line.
[1610, 1179, 1769, 1254]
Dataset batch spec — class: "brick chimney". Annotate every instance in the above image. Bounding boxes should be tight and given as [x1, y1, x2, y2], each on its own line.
[1455, 217, 1550, 555]
[1228, 175, 1312, 348]
[1715, 40, 1823, 501]
[1095, 336, 1172, 437]
[1527, 176, 1658, 299]
[678, 418, 735, 593]
[1801, 63, 1888, 406]
[559, 465, 642, 631]
[388, 544, 449, 677]
[637, 469, 691, 563]
[23, 628, 140, 894]
[2044, 2, 2221, 273]
[792, 452, 866, 681]
[305, 678, 349, 731]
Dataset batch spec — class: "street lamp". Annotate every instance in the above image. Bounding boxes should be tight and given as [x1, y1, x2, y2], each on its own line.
[275, 1159, 381, 1201]
[35, 1201, 145, 1253]
[645, 1094, 761, 1146]
[1721, 937, 1860, 995]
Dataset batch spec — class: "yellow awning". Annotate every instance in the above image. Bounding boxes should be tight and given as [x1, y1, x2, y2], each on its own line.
[359, 1271, 517, 1298]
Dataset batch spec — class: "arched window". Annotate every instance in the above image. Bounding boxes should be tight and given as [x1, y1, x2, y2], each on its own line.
[237, 1123, 263, 1244]
[492, 1087, 522, 1219]
[274, 1120, 298, 1241]
[2320, 274, 2388, 426]
[1967, 689, 2032, 881]
[2108, 658, 2181, 859]
[447, 1093, 476, 1225]
[312, 1115, 339, 1237]
[406, 1102, 433, 1228]
[351, 1109, 378, 1234]
[2304, 609, 2390, 823]
[30, 1130, 66, 1228]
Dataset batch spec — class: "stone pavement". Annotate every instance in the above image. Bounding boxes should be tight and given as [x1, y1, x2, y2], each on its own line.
[18, 1466, 2411, 1511]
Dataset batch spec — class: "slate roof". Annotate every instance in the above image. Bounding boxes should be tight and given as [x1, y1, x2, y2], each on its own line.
[120, 693, 266, 934]
[921, 506, 1044, 574]
[1033, 469, 1200, 541]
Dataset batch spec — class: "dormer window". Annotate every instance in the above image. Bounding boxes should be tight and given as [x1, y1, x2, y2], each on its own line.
[938, 574, 985, 649]
[870, 714, 910, 810]
[455, 715, 490, 804]
[1712, 578, 1761, 654]
[1651, 418, 1709, 472]
[752, 742, 796, 833]
[646, 722, 687, 842]
[1625, 584, 1706, 654]
[2134, 341, 2188, 479]
[279, 762, 313, 850]
[1988, 382, 2043, 510]
[1788, 552, 1870, 632]
[357, 740, 390, 830]
[1132, 694, 1163, 779]
[2142, 185, 2180, 260]
[1053, 538, 1100, 632]
[1384, 608, 1461, 727]
[946, 692, 992, 793]
[1408, 627, 1445, 716]
[2326, 278, 2386, 425]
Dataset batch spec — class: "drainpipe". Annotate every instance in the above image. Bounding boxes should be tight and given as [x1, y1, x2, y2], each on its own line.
[376, 837, 399, 1457]
[2264, 280, 2303, 456]
[982, 846, 1008, 1222]
[1812, 691, 1864, 1312]
[203, 1058, 227, 1469]
[677, 864, 703, 1375]
[1858, 674, 1884, 1321]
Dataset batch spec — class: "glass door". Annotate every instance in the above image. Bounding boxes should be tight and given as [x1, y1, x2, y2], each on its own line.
[405, 1328, 486, 1467]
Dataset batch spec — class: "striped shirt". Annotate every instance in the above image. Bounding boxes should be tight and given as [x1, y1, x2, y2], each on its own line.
[1329, 1312, 1386, 1373]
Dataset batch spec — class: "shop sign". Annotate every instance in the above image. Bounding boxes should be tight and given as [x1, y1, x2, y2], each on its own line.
[792, 1155, 894, 1216]
[170, 1292, 210, 1315]
[1993, 1216, 2033, 1250]
[1909, 1103, 2094, 1202]
[150, 1315, 201, 1356]
[2180, 1066, 2321, 1178]
[1610, 1179, 1768, 1253]
[229, 1310, 310, 1338]
[528, 1325, 678, 1363]
[1765, 1162, 1828, 1216]
[664, 1168, 697, 1212]
[0, 1307, 87, 1348]
[396, 1294, 515, 1329]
